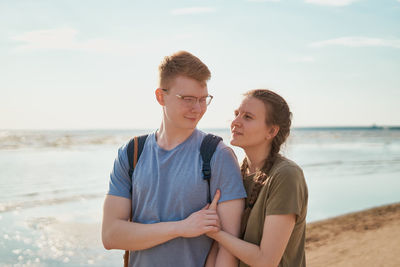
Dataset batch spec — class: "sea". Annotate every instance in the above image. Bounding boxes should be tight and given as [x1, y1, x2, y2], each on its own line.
[0, 127, 399, 266]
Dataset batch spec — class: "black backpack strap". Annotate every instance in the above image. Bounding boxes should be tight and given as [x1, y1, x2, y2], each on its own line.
[200, 134, 223, 203]
[127, 134, 148, 178]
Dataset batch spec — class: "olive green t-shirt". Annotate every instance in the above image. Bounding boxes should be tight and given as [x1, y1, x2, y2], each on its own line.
[239, 156, 308, 267]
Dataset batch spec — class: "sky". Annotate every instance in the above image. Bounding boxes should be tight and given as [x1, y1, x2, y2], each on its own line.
[1, 0, 399, 129]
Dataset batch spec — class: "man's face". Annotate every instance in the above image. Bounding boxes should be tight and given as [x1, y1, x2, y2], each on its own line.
[162, 76, 208, 130]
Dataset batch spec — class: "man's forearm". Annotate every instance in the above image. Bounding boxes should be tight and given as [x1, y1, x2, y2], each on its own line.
[215, 246, 238, 267]
[213, 198, 244, 267]
[212, 230, 264, 267]
[205, 241, 219, 267]
[102, 203, 219, 251]
[103, 219, 181, 251]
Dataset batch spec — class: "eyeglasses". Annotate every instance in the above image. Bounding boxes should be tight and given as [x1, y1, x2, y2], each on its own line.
[161, 89, 213, 107]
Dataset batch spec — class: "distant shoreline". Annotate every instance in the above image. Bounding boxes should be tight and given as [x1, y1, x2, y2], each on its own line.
[294, 125, 400, 131]
[1, 126, 400, 132]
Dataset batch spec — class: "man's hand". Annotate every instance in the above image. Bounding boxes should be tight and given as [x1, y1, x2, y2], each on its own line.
[206, 190, 221, 239]
[179, 196, 220, 238]
[209, 189, 221, 211]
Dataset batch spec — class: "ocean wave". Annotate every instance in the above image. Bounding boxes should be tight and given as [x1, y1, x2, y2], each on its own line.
[303, 159, 400, 168]
[1, 128, 400, 150]
[0, 130, 144, 150]
[0, 193, 103, 213]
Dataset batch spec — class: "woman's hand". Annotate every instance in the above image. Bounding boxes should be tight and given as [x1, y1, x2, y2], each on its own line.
[179, 191, 221, 238]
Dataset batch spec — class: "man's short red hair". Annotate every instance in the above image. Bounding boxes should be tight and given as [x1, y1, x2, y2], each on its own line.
[158, 51, 211, 88]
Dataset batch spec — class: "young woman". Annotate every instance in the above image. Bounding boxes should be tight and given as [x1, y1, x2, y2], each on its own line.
[208, 89, 308, 267]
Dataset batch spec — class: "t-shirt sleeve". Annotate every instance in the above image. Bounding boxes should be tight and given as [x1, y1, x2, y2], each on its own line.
[107, 144, 132, 199]
[265, 165, 307, 219]
[210, 144, 247, 203]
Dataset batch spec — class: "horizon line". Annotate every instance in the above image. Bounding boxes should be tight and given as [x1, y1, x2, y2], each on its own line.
[1, 125, 400, 131]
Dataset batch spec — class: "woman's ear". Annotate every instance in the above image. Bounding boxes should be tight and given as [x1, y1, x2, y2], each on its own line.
[155, 88, 165, 106]
[266, 125, 280, 140]
[271, 125, 280, 138]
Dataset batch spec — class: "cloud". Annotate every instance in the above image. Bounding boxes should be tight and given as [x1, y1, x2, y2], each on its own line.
[310, 37, 400, 48]
[290, 56, 315, 62]
[11, 27, 134, 54]
[171, 7, 216, 15]
[305, 0, 358, 6]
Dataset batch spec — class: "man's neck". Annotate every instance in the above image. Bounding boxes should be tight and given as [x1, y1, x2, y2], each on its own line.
[156, 122, 196, 150]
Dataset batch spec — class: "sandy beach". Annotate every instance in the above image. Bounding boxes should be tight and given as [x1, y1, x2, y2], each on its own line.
[306, 202, 400, 267]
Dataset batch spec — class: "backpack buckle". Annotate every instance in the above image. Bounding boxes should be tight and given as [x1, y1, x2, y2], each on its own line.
[202, 166, 211, 180]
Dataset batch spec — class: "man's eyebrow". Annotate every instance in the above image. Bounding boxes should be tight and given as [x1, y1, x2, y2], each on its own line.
[180, 94, 209, 98]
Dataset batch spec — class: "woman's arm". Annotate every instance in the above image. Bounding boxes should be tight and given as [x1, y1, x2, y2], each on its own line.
[208, 214, 295, 267]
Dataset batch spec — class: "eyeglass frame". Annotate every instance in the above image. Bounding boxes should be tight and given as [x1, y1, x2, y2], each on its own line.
[161, 88, 214, 107]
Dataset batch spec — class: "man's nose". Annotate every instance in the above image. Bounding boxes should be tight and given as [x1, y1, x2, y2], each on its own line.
[191, 101, 202, 113]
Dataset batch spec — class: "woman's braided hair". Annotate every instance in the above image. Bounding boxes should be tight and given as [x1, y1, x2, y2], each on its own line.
[240, 89, 292, 236]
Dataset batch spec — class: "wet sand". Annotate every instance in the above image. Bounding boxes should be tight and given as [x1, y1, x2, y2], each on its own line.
[306, 202, 400, 267]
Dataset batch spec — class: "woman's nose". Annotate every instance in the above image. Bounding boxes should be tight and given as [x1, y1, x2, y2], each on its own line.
[231, 116, 241, 127]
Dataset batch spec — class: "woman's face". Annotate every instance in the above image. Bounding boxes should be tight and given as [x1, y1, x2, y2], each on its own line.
[230, 96, 271, 149]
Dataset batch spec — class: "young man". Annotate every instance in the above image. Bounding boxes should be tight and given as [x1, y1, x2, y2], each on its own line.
[102, 51, 246, 267]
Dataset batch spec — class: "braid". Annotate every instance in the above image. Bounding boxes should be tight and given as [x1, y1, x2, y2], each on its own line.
[240, 157, 248, 178]
[240, 89, 292, 237]
[240, 144, 280, 236]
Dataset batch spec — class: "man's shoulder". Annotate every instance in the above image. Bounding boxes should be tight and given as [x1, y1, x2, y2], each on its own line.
[124, 132, 155, 149]
[197, 130, 233, 155]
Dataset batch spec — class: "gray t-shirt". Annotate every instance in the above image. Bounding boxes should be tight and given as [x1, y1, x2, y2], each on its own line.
[108, 129, 246, 267]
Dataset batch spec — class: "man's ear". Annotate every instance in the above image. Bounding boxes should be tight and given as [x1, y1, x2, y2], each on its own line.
[155, 88, 165, 106]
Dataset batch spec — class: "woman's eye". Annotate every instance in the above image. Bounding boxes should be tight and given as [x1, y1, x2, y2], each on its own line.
[244, 115, 252, 119]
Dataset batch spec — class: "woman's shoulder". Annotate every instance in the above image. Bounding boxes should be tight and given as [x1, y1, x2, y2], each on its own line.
[273, 155, 302, 172]
[269, 156, 306, 185]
